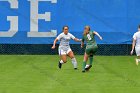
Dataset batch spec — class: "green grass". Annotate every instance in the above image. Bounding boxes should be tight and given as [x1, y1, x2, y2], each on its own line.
[0, 55, 140, 93]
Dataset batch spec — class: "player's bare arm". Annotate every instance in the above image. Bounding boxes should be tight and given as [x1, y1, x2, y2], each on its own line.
[74, 38, 81, 42]
[52, 38, 58, 49]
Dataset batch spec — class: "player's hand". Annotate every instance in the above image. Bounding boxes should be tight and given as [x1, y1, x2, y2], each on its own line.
[51, 45, 55, 49]
[75, 38, 82, 42]
[130, 50, 133, 55]
[78, 39, 82, 42]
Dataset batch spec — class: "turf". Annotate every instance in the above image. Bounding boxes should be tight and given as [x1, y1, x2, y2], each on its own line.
[0, 55, 140, 93]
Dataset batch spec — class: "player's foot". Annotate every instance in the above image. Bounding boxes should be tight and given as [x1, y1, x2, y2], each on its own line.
[135, 58, 139, 66]
[85, 65, 92, 71]
[58, 61, 62, 69]
[82, 70, 85, 73]
[74, 68, 78, 70]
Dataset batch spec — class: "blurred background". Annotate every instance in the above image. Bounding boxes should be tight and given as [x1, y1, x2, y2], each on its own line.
[0, 0, 140, 55]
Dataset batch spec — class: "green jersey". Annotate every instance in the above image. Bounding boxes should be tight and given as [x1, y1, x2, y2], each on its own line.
[82, 31, 98, 55]
[82, 31, 97, 46]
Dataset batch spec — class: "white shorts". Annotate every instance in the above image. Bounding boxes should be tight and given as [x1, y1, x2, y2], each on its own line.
[58, 48, 72, 55]
[135, 47, 140, 56]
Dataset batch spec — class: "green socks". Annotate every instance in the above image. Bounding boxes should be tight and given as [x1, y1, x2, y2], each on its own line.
[89, 57, 93, 65]
[82, 56, 93, 71]
[82, 61, 86, 71]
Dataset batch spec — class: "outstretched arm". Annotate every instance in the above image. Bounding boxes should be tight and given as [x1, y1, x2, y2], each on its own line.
[93, 31, 103, 40]
[70, 33, 81, 42]
[52, 38, 58, 49]
[131, 39, 136, 55]
[74, 38, 82, 42]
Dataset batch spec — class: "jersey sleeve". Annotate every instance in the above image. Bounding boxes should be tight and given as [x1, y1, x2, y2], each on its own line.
[133, 33, 137, 40]
[56, 34, 62, 40]
[69, 33, 75, 40]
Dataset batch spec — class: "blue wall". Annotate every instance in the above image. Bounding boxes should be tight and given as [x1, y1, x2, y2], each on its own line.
[0, 0, 140, 44]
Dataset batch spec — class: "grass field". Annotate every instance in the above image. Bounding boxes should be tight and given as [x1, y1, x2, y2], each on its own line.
[0, 55, 140, 93]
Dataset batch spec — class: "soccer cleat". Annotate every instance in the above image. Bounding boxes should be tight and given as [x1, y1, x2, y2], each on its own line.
[135, 58, 139, 66]
[82, 70, 85, 73]
[85, 65, 92, 71]
[74, 68, 78, 70]
[58, 61, 62, 69]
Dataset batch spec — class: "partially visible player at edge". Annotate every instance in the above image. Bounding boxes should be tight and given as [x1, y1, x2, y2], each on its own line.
[52, 26, 81, 69]
[81, 26, 103, 72]
[131, 25, 140, 65]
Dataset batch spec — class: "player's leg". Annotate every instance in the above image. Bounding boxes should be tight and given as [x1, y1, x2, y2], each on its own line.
[58, 55, 67, 69]
[67, 49, 78, 69]
[138, 56, 140, 63]
[82, 52, 89, 72]
[135, 47, 140, 65]
[58, 49, 67, 69]
[86, 46, 98, 71]
[89, 48, 97, 65]
[85, 54, 93, 71]
[89, 54, 93, 66]
[136, 56, 140, 65]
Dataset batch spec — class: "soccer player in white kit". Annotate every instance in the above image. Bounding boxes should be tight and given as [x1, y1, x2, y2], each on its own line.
[52, 26, 81, 69]
[131, 25, 140, 65]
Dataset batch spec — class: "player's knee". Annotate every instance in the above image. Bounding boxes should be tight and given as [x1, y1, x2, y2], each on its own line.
[69, 53, 74, 58]
[70, 56, 75, 59]
[84, 57, 88, 62]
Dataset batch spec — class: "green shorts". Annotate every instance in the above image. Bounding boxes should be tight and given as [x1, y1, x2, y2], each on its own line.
[85, 44, 98, 55]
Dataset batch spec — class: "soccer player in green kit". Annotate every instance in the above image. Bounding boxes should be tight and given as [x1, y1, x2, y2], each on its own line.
[81, 26, 103, 72]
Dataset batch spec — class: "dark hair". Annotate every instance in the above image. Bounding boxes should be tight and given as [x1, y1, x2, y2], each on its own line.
[63, 26, 69, 30]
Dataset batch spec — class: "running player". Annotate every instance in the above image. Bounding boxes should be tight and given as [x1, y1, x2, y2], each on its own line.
[131, 25, 140, 65]
[81, 26, 102, 72]
[52, 26, 81, 69]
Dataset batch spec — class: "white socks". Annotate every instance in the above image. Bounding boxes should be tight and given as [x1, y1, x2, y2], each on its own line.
[71, 58, 77, 68]
[136, 58, 140, 62]
[60, 58, 77, 68]
[60, 60, 64, 64]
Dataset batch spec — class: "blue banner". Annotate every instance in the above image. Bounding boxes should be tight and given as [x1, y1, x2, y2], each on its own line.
[0, 0, 139, 44]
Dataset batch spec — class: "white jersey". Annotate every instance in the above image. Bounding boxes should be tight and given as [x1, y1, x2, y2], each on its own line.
[56, 32, 75, 50]
[133, 31, 140, 47]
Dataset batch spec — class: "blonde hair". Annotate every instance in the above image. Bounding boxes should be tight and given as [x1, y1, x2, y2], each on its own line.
[83, 26, 90, 35]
